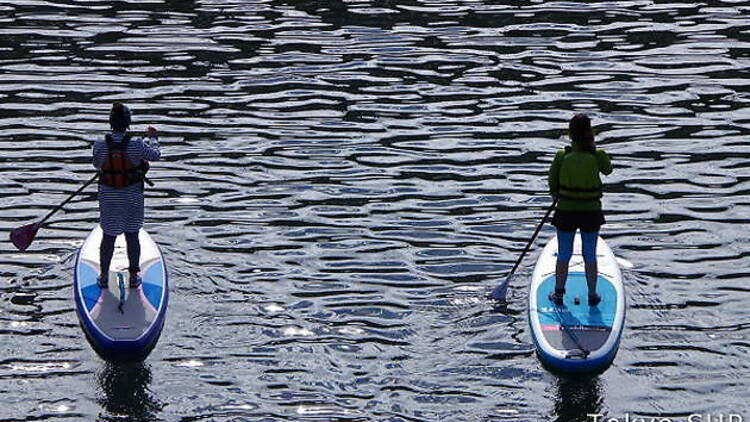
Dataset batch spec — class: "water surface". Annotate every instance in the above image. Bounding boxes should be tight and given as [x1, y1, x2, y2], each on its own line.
[1, 0, 750, 421]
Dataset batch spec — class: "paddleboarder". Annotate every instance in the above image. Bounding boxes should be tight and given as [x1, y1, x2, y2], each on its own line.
[548, 113, 612, 306]
[93, 103, 161, 288]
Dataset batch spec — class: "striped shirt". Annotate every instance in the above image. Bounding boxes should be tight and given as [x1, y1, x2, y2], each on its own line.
[93, 131, 161, 236]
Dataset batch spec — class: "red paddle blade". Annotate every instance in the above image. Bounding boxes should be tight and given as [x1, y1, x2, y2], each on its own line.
[10, 222, 40, 251]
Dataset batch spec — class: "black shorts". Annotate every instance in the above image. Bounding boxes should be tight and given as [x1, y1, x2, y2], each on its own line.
[551, 209, 605, 232]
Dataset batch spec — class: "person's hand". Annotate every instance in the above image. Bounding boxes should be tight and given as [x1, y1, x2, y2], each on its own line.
[146, 126, 158, 137]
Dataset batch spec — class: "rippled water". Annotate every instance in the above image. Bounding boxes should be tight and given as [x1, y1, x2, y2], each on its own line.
[1, 0, 750, 421]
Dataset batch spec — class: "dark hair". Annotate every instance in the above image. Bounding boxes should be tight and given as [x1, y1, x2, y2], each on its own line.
[569, 113, 594, 147]
[109, 102, 131, 132]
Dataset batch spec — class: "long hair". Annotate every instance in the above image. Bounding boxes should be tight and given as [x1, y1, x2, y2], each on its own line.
[569, 113, 594, 149]
[109, 102, 131, 132]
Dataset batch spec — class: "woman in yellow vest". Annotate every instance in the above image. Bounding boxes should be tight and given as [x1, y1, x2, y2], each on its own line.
[548, 114, 612, 305]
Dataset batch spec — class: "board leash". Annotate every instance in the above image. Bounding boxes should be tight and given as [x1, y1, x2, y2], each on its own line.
[117, 273, 125, 314]
[553, 305, 590, 359]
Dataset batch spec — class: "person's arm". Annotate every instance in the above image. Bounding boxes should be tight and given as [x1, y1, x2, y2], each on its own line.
[92, 139, 106, 169]
[140, 126, 161, 161]
[549, 151, 563, 198]
[596, 149, 612, 175]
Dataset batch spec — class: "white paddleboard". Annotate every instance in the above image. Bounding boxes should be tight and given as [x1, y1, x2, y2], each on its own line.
[73, 226, 168, 361]
[528, 235, 625, 373]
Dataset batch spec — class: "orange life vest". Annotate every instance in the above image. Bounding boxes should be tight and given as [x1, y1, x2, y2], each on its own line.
[99, 134, 147, 188]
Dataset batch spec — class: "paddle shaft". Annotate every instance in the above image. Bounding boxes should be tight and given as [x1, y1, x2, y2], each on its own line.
[37, 172, 154, 226]
[37, 173, 99, 226]
[505, 198, 558, 280]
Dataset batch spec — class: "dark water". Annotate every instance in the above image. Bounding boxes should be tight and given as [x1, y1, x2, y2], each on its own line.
[1, 0, 750, 421]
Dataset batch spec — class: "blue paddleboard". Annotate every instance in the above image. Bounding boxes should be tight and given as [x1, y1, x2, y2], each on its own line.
[528, 236, 625, 373]
[73, 226, 168, 361]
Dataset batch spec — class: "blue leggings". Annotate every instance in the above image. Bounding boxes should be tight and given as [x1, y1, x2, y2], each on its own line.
[557, 230, 598, 263]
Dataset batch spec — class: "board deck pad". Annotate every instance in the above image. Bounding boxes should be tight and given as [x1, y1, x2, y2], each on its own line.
[536, 273, 615, 352]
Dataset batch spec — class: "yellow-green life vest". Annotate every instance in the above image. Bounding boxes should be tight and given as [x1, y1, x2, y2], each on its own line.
[557, 146, 603, 201]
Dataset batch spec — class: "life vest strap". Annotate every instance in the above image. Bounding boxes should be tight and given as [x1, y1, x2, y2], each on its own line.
[101, 161, 147, 174]
[557, 192, 602, 201]
[559, 184, 601, 193]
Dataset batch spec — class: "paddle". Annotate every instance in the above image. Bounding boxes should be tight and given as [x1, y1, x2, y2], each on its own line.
[488, 198, 558, 303]
[10, 173, 99, 251]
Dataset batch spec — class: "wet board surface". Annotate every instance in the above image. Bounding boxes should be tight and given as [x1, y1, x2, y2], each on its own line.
[74, 226, 168, 361]
[528, 236, 625, 373]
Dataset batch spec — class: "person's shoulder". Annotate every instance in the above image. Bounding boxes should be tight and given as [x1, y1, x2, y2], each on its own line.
[124, 134, 146, 145]
[594, 147, 609, 157]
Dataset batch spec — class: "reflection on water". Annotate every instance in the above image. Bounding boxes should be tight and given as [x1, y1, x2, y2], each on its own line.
[97, 362, 162, 422]
[554, 375, 602, 422]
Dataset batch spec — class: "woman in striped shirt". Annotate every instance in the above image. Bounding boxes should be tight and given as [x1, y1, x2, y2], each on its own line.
[93, 103, 161, 288]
